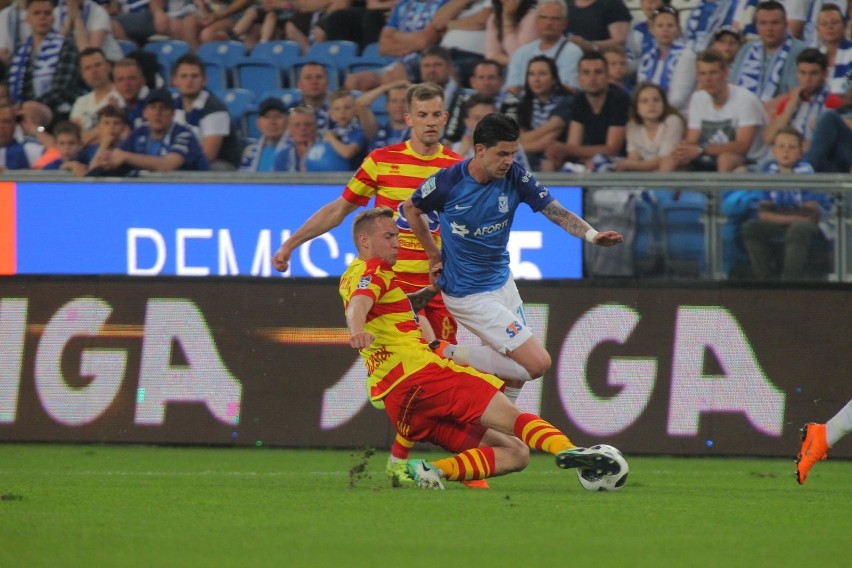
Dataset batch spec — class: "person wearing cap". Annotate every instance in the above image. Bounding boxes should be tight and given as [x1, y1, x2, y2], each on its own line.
[803, 70, 852, 172]
[239, 97, 289, 172]
[731, 1, 806, 110]
[95, 87, 209, 175]
[709, 25, 744, 66]
[682, 0, 753, 53]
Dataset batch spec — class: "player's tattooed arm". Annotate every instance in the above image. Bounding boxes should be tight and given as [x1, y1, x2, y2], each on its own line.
[541, 200, 593, 240]
[407, 285, 440, 313]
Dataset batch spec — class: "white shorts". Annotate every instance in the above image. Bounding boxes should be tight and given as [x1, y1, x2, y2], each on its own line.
[442, 277, 533, 354]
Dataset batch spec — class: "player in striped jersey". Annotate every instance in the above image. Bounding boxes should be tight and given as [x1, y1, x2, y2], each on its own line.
[272, 83, 464, 485]
[341, 207, 622, 489]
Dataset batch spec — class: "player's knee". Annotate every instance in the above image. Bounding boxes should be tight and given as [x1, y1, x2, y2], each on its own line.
[526, 351, 552, 379]
[504, 439, 530, 473]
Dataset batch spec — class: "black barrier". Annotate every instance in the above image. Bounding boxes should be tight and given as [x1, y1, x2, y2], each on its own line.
[0, 277, 849, 458]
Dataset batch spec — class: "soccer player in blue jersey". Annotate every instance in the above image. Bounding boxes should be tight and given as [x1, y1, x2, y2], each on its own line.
[402, 113, 623, 402]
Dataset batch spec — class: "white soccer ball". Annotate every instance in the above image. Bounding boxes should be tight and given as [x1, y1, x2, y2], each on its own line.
[575, 444, 629, 492]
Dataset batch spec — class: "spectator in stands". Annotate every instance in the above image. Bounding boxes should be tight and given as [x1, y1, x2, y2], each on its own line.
[95, 87, 209, 175]
[742, 126, 833, 280]
[543, 51, 630, 171]
[8, 0, 84, 119]
[239, 96, 289, 172]
[763, 48, 844, 146]
[273, 105, 319, 172]
[40, 120, 87, 174]
[418, 47, 460, 112]
[296, 61, 331, 132]
[565, 0, 632, 54]
[0, 0, 30, 67]
[450, 92, 497, 158]
[343, 0, 466, 92]
[439, 0, 493, 88]
[356, 81, 412, 150]
[602, 45, 632, 95]
[279, 1, 336, 55]
[815, 3, 852, 94]
[323, 88, 368, 169]
[803, 70, 852, 172]
[673, 49, 769, 172]
[445, 58, 520, 143]
[516, 55, 572, 170]
[111, 0, 157, 47]
[197, 0, 255, 45]
[682, 0, 755, 52]
[170, 53, 241, 169]
[313, 0, 396, 51]
[801, 0, 848, 47]
[0, 103, 42, 170]
[485, 0, 538, 68]
[610, 81, 684, 172]
[158, 0, 201, 50]
[626, 0, 669, 76]
[708, 25, 744, 67]
[70, 47, 124, 146]
[505, 0, 583, 94]
[83, 104, 130, 172]
[55, 0, 124, 62]
[731, 1, 807, 111]
[637, 5, 695, 112]
[113, 57, 149, 129]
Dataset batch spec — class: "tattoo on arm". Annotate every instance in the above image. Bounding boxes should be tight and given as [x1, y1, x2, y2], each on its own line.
[407, 287, 439, 313]
[542, 201, 592, 239]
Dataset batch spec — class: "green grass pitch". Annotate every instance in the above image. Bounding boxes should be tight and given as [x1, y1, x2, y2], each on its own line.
[0, 444, 848, 567]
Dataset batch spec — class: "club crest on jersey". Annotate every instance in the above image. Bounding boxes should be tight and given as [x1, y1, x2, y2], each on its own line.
[420, 176, 437, 198]
[357, 275, 372, 289]
[498, 195, 509, 213]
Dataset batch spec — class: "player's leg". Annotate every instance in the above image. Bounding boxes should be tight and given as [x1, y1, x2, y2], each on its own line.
[440, 279, 549, 401]
[796, 398, 852, 484]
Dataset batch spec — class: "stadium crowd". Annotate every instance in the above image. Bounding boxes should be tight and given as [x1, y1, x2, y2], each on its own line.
[1, 0, 851, 175]
[0, 0, 850, 277]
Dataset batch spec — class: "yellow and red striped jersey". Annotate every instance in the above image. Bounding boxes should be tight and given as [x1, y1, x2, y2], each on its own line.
[341, 141, 462, 287]
[339, 256, 442, 406]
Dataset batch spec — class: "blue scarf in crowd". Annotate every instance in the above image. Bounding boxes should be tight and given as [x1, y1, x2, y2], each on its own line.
[684, 0, 735, 51]
[638, 40, 685, 92]
[737, 35, 794, 101]
[8, 31, 64, 103]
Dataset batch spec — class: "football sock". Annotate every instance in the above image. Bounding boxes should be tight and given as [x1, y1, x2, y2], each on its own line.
[431, 448, 495, 481]
[826, 399, 852, 447]
[503, 386, 522, 403]
[514, 412, 573, 455]
[390, 434, 415, 461]
[452, 345, 533, 382]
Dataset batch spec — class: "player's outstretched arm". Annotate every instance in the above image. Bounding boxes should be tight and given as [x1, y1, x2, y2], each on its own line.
[541, 200, 624, 247]
[345, 295, 376, 349]
[272, 197, 361, 272]
[402, 198, 442, 266]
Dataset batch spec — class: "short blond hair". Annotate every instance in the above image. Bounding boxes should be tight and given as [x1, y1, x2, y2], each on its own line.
[352, 206, 395, 249]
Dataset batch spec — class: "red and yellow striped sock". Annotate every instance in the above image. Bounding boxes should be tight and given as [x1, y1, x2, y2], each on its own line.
[514, 413, 574, 455]
[390, 434, 415, 460]
[431, 448, 495, 481]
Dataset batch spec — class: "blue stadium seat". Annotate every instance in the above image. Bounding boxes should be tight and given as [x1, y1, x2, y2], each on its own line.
[204, 61, 229, 98]
[143, 39, 191, 78]
[261, 88, 303, 109]
[118, 39, 138, 56]
[348, 42, 394, 74]
[233, 56, 282, 94]
[222, 88, 257, 138]
[251, 41, 302, 85]
[658, 191, 707, 276]
[198, 40, 246, 68]
[308, 41, 359, 68]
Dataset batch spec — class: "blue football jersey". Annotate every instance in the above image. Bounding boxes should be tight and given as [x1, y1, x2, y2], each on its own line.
[410, 159, 554, 297]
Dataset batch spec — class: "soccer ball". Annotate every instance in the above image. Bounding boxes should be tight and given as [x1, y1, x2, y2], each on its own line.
[576, 444, 629, 492]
